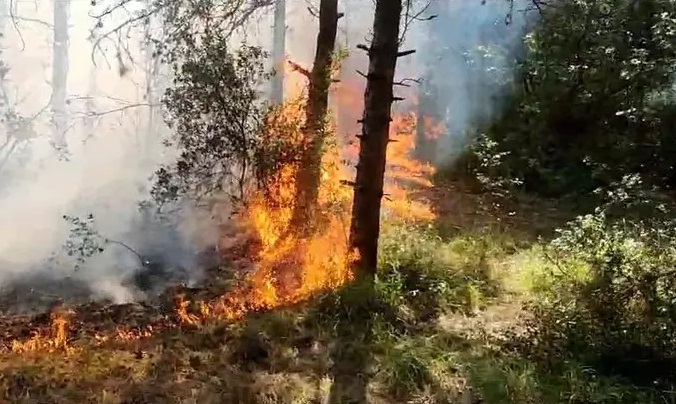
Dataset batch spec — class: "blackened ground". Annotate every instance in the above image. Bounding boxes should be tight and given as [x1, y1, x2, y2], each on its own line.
[0, 246, 222, 316]
[0, 272, 93, 316]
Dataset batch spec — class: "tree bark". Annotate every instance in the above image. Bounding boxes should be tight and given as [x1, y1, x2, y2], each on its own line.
[348, 0, 403, 276]
[271, 0, 286, 104]
[290, 0, 339, 231]
[52, 0, 70, 149]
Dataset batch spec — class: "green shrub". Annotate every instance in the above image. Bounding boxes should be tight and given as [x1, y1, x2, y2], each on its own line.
[377, 224, 506, 321]
[524, 176, 676, 391]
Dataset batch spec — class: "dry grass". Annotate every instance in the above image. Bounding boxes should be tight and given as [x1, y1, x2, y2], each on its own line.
[0, 308, 331, 403]
[0, 182, 657, 404]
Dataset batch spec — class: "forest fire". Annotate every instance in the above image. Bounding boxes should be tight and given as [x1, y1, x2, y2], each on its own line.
[10, 306, 74, 353]
[175, 70, 440, 325]
[3, 68, 441, 351]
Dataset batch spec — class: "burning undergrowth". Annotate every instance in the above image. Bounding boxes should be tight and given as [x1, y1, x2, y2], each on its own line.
[0, 68, 440, 354]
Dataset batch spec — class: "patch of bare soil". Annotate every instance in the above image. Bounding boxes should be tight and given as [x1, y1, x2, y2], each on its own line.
[437, 295, 529, 342]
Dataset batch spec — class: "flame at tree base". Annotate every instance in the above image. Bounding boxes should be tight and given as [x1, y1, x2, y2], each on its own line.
[4, 77, 441, 350]
[185, 97, 357, 324]
[178, 95, 439, 326]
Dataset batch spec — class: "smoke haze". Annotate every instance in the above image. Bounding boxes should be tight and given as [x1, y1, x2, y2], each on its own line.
[0, 0, 534, 308]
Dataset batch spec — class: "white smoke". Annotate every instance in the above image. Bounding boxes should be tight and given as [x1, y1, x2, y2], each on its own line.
[407, 0, 537, 165]
[0, 1, 216, 307]
[0, 0, 535, 309]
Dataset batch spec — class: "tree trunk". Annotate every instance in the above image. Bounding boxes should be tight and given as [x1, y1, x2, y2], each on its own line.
[271, 0, 286, 104]
[290, 0, 339, 231]
[0, 0, 6, 40]
[415, 0, 443, 164]
[415, 78, 438, 163]
[85, 51, 97, 140]
[348, 0, 403, 275]
[52, 0, 70, 150]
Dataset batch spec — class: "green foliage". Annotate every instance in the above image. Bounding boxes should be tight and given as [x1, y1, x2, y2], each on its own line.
[153, 33, 268, 205]
[522, 176, 676, 393]
[377, 224, 505, 320]
[464, 0, 676, 196]
[62, 214, 106, 270]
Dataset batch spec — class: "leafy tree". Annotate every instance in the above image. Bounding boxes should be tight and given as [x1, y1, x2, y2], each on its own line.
[525, 174, 676, 391]
[152, 30, 269, 206]
[465, 0, 676, 197]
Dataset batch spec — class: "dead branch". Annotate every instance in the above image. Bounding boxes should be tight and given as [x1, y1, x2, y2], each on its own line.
[288, 60, 312, 78]
[393, 77, 421, 87]
[397, 49, 416, 58]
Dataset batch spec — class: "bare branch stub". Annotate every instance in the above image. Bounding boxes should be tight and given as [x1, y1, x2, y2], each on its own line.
[356, 43, 370, 53]
[288, 60, 312, 79]
[393, 77, 421, 87]
[397, 49, 416, 58]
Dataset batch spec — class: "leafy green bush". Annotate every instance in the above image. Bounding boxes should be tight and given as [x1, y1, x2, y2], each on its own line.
[524, 176, 676, 391]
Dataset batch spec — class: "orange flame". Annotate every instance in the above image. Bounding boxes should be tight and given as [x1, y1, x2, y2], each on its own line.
[6, 65, 445, 351]
[11, 306, 74, 353]
[182, 69, 440, 324]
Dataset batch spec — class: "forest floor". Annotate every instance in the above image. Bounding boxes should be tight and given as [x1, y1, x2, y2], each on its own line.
[0, 180, 643, 404]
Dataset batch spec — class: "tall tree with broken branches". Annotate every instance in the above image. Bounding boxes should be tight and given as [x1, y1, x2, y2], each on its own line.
[349, 0, 410, 275]
[289, 0, 340, 231]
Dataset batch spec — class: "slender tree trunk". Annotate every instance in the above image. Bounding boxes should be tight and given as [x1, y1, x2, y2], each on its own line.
[52, 0, 70, 149]
[415, 78, 437, 163]
[330, 5, 404, 402]
[415, 1, 443, 164]
[85, 52, 97, 139]
[290, 0, 339, 231]
[143, 16, 162, 150]
[348, 0, 403, 275]
[271, 0, 286, 104]
[0, 0, 6, 41]
[0, 0, 7, 87]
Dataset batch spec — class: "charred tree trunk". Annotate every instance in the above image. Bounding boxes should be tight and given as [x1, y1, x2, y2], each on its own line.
[52, 0, 70, 150]
[271, 0, 286, 104]
[290, 0, 339, 231]
[348, 0, 403, 275]
[415, 78, 439, 163]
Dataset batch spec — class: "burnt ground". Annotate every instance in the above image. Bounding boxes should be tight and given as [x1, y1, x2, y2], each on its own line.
[0, 245, 224, 315]
[0, 244, 235, 351]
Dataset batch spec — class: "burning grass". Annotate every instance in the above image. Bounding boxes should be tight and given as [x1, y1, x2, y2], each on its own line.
[0, 178, 655, 403]
[2, 69, 440, 349]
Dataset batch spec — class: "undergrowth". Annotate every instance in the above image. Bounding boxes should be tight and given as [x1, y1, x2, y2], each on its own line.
[2, 186, 676, 403]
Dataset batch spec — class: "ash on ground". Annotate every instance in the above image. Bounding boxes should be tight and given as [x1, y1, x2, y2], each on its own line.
[0, 246, 221, 316]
